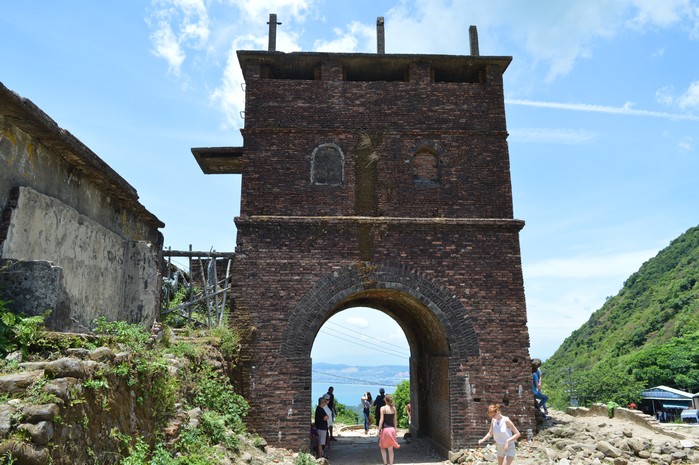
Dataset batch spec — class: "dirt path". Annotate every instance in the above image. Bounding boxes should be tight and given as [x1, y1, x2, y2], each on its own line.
[325, 425, 444, 465]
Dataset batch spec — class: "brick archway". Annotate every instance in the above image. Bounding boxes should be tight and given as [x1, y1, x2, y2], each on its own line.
[281, 261, 479, 452]
[282, 261, 477, 359]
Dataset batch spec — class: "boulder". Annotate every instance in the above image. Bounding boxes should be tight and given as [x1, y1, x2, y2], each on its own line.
[0, 404, 16, 438]
[596, 440, 622, 458]
[21, 403, 60, 423]
[89, 347, 116, 362]
[18, 420, 54, 445]
[42, 377, 83, 404]
[43, 358, 85, 378]
[0, 440, 49, 465]
[0, 370, 43, 394]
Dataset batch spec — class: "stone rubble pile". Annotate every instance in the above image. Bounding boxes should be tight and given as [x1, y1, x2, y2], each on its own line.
[532, 422, 698, 465]
[448, 408, 699, 465]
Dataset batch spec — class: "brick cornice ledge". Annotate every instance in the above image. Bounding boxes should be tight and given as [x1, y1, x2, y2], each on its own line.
[236, 215, 525, 230]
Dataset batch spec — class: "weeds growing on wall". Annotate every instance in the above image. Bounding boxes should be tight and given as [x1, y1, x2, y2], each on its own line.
[0, 302, 50, 359]
[0, 297, 251, 465]
[112, 352, 249, 464]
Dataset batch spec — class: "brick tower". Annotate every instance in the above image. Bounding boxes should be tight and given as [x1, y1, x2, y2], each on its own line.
[193, 19, 534, 455]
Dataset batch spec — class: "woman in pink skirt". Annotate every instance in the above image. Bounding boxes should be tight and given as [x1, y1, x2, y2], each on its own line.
[378, 394, 400, 465]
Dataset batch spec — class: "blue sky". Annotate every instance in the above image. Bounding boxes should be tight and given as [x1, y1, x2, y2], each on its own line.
[2, 1, 698, 365]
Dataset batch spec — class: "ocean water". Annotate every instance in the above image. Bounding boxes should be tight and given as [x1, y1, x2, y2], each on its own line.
[312, 382, 396, 415]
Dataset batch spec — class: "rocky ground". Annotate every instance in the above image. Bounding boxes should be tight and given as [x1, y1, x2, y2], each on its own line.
[252, 406, 699, 465]
[449, 406, 699, 465]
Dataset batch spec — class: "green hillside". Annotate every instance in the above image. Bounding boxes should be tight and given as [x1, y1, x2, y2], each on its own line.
[541, 224, 699, 409]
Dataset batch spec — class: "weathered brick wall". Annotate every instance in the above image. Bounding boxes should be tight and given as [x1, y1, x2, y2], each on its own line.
[239, 63, 512, 220]
[232, 219, 534, 451]
[230, 52, 534, 453]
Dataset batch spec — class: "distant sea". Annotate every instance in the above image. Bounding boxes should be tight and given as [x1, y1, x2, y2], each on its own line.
[312, 382, 397, 418]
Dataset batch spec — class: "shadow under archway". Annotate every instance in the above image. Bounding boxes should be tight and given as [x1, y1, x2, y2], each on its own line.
[283, 261, 480, 454]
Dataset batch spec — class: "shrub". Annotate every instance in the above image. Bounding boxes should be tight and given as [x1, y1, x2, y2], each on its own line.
[334, 400, 359, 425]
[393, 380, 410, 428]
[191, 366, 248, 435]
[93, 317, 150, 352]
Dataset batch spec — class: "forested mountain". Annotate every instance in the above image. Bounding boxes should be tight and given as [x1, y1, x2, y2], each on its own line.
[542, 225, 699, 409]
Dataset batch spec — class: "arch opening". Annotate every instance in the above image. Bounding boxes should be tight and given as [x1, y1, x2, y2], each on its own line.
[306, 285, 454, 454]
[310, 307, 410, 439]
[272, 261, 484, 454]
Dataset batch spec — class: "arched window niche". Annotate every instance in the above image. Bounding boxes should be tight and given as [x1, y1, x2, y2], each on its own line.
[412, 147, 440, 186]
[311, 143, 344, 186]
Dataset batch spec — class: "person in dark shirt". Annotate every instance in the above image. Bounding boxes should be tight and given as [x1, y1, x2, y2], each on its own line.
[373, 387, 386, 426]
[314, 397, 329, 458]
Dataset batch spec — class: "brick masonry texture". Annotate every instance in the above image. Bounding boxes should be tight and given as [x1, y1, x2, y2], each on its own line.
[229, 52, 535, 454]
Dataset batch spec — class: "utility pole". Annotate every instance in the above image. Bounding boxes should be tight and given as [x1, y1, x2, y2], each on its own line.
[565, 367, 578, 407]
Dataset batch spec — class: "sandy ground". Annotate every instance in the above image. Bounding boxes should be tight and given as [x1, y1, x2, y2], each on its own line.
[322, 424, 444, 465]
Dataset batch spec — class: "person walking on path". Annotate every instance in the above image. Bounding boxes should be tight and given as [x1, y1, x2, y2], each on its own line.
[378, 394, 400, 465]
[478, 404, 521, 465]
[361, 391, 373, 435]
[373, 388, 386, 426]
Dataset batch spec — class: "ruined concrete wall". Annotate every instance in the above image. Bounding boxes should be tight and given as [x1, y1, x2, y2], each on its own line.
[0, 187, 159, 331]
[0, 83, 163, 331]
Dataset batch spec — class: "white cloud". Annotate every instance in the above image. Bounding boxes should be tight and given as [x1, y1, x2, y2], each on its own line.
[627, 0, 694, 29]
[313, 21, 375, 53]
[209, 45, 245, 130]
[148, 0, 210, 75]
[655, 86, 675, 106]
[678, 81, 699, 110]
[380, 1, 697, 82]
[147, 0, 699, 131]
[346, 316, 369, 328]
[150, 21, 186, 75]
[525, 249, 658, 280]
[507, 98, 699, 121]
[227, 0, 314, 23]
[678, 137, 694, 152]
[508, 127, 597, 145]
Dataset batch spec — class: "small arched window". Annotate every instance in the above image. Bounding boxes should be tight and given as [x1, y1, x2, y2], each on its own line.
[412, 149, 439, 185]
[311, 143, 344, 186]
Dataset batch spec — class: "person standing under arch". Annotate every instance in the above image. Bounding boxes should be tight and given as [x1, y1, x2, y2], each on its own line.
[361, 391, 373, 435]
[378, 394, 400, 465]
[325, 386, 337, 441]
[373, 388, 386, 426]
[314, 397, 329, 459]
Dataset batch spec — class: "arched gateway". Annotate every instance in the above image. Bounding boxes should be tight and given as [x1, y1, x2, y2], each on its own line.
[192, 22, 535, 455]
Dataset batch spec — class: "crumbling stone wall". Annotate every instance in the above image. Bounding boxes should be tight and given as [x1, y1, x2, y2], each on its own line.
[0, 82, 164, 331]
[0, 350, 162, 465]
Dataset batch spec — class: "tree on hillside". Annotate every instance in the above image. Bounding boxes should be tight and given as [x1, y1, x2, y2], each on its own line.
[393, 380, 410, 428]
[542, 225, 699, 409]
